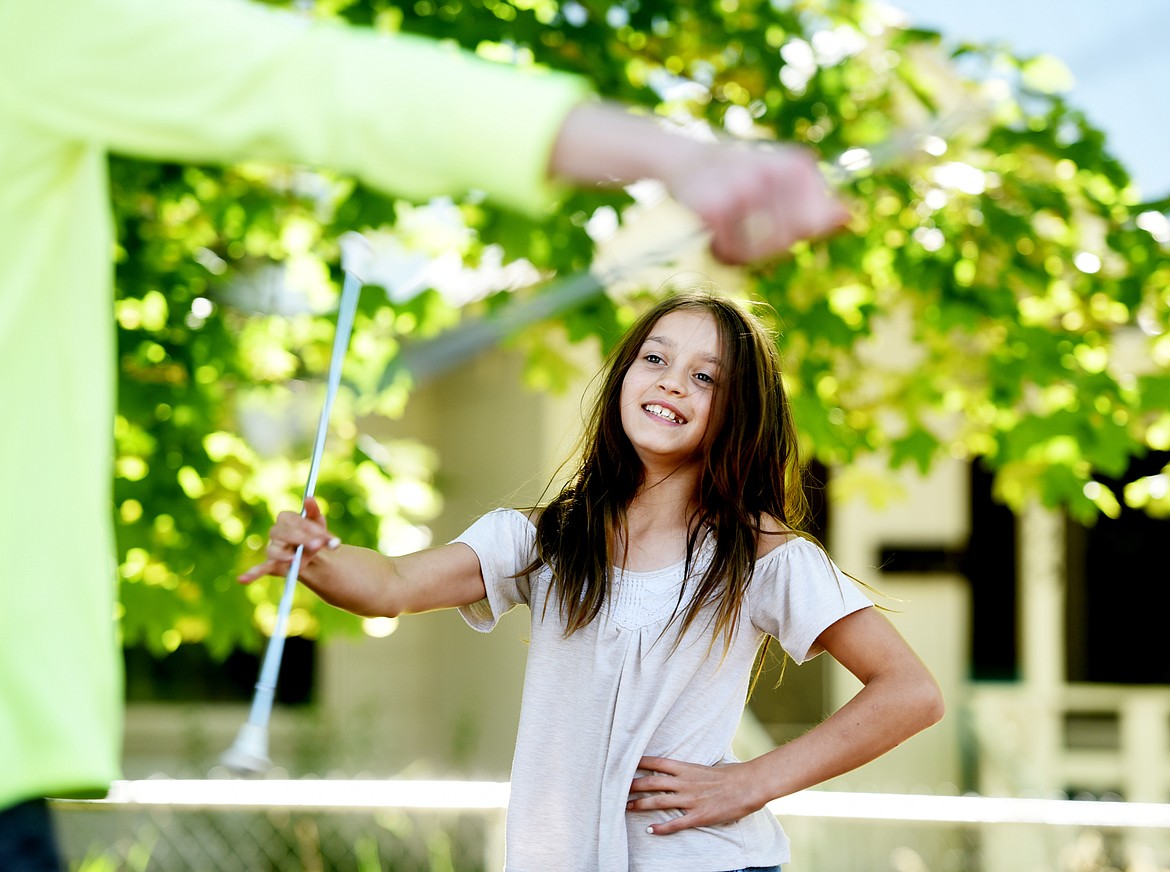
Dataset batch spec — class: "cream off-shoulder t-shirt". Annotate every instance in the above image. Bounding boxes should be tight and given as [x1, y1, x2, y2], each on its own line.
[455, 508, 872, 872]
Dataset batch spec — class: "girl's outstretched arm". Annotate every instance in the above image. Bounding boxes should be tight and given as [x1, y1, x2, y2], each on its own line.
[628, 607, 944, 835]
[238, 497, 487, 618]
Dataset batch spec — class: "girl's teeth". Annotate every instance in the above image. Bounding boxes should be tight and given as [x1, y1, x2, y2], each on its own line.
[645, 404, 680, 423]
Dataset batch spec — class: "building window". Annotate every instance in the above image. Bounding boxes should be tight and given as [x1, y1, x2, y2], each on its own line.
[1066, 450, 1170, 684]
[747, 461, 831, 739]
[878, 462, 1019, 681]
[963, 462, 1019, 681]
[124, 637, 315, 705]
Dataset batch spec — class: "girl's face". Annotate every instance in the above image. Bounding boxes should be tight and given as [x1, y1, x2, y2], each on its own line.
[619, 309, 723, 471]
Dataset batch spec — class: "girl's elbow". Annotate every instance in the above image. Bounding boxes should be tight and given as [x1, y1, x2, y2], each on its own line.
[372, 585, 407, 619]
[915, 675, 946, 730]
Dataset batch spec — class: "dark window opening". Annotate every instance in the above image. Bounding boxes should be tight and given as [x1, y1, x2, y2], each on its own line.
[748, 460, 831, 737]
[879, 462, 1018, 682]
[124, 637, 315, 705]
[1063, 711, 1121, 750]
[1066, 450, 1170, 684]
[961, 461, 1019, 681]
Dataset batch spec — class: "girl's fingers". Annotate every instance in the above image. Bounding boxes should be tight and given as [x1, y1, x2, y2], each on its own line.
[272, 510, 315, 540]
[637, 756, 685, 775]
[626, 792, 682, 812]
[303, 495, 325, 523]
[239, 529, 341, 586]
[238, 560, 284, 583]
[237, 500, 341, 585]
[628, 773, 675, 795]
[271, 509, 336, 550]
[644, 813, 695, 836]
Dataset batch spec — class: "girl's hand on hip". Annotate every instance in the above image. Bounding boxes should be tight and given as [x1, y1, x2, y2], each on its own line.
[628, 755, 765, 835]
[238, 496, 340, 584]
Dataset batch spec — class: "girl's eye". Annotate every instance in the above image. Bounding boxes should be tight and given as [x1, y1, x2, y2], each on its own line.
[695, 372, 714, 384]
[644, 353, 665, 365]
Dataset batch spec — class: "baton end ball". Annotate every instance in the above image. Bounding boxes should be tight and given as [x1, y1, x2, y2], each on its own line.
[220, 723, 273, 776]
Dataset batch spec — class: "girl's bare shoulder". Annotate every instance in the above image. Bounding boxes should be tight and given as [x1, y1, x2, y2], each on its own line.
[755, 514, 801, 560]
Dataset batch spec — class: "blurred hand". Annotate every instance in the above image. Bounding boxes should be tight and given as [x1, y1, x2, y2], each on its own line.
[550, 102, 850, 265]
[661, 140, 849, 263]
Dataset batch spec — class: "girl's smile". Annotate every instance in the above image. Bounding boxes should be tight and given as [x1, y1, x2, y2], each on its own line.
[642, 401, 685, 424]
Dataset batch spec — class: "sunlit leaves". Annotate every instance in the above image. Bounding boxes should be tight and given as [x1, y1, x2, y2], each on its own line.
[1124, 467, 1170, 518]
[110, 151, 447, 656]
[110, 0, 1170, 653]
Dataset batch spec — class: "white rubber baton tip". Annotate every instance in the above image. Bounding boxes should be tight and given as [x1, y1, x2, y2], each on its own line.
[339, 231, 375, 284]
[338, 229, 433, 302]
[220, 723, 273, 776]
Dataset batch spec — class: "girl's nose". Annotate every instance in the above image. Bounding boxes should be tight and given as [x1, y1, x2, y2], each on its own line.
[658, 368, 685, 394]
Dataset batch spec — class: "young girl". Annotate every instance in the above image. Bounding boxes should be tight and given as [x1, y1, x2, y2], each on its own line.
[241, 290, 944, 872]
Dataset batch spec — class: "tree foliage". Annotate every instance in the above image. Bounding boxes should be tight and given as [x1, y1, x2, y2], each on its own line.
[111, 0, 1170, 654]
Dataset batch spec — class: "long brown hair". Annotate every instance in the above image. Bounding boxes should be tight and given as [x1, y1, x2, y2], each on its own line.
[527, 290, 812, 652]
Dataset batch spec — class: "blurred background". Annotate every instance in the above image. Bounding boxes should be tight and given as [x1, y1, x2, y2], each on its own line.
[54, 0, 1170, 869]
[894, 0, 1169, 198]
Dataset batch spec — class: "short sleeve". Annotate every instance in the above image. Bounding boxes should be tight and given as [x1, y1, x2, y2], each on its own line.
[453, 509, 537, 632]
[749, 537, 872, 664]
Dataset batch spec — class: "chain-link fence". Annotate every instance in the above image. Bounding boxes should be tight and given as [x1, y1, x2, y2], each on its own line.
[53, 780, 505, 872]
[56, 804, 493, 872]
[52, 781, 1170, 872]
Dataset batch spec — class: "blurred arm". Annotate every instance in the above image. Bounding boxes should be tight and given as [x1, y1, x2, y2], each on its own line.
[0, 0, 589, 214]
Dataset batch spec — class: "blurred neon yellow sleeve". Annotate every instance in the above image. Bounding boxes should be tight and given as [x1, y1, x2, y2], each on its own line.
[0, 0, 593, 215]
[0, 0, 593, 813]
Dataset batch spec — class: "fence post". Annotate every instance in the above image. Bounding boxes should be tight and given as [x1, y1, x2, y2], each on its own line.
[483, 806, 506, 870]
